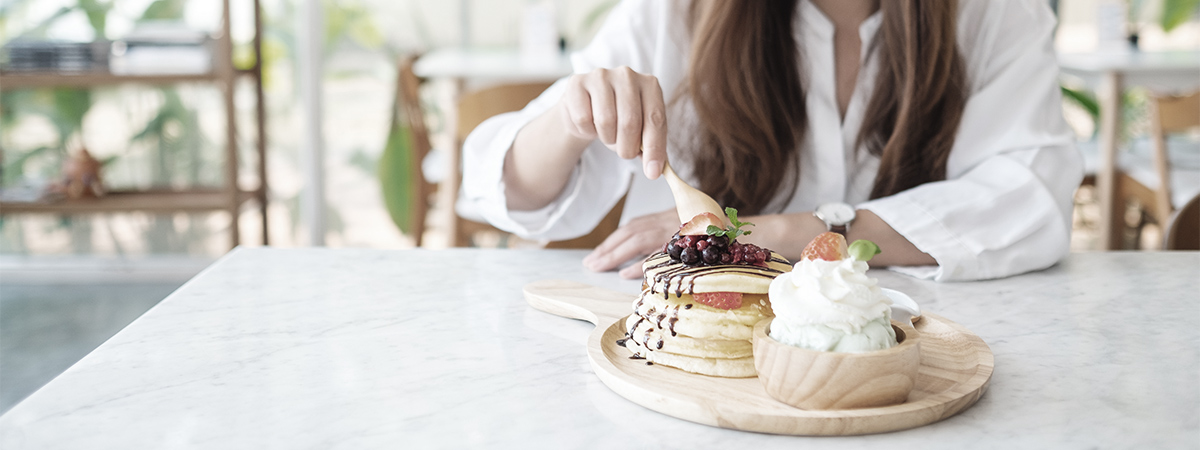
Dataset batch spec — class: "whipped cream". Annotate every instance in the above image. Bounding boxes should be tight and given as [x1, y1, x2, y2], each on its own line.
[768, 258, 896, 353]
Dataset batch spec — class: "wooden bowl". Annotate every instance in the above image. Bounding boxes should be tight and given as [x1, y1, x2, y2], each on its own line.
[753, 318, 921, 410]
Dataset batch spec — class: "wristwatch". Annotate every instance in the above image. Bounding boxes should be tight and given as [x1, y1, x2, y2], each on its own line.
[814, 202, 856, 235]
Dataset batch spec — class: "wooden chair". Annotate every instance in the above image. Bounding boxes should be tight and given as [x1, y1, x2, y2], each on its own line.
[1164, 193, 1199, 250]
[452, 82, 552, 247]
[1112, 91, 1200, 248]
[452, 82, 626, 249]
[395, 54, 436, 246]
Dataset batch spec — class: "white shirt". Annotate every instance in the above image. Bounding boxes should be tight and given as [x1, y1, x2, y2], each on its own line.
[460, 0, 1083, 281]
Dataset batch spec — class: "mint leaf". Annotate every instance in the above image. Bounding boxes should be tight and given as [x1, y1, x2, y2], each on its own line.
[848, 240, 881, 262]
[712, 207, 755, 240]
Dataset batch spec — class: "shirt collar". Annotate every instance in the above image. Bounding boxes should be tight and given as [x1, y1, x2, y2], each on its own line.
[799, 0, 884, 45]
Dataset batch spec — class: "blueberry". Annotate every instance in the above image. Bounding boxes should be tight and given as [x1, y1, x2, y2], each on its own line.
[709, 235, 728, 248]
[667, 241, 683, 261]
[681, 247, 700, 265]
[702, 247, 720, 264]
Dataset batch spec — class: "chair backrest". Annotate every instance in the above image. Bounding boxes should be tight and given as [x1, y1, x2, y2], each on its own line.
[454, 81, 624, 249]
[1153, 92, 1200, 134]
[456, 82, 553, 142]
[1147, 91, 1200, 225]
[1164, 193, 1199, 250]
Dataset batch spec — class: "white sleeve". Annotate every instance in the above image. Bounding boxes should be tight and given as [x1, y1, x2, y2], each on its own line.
[859, 0, 1084, 281]
[459, 0, 667, 241]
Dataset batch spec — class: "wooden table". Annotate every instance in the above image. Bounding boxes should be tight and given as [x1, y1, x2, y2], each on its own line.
[1058, 50, 1200, 249]
[1, 249, 1196, 447]
[412, 48, 572, 246]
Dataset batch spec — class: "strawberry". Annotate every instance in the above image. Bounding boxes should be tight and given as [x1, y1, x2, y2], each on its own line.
[801, 232, 849, 261]
[679, 212, 725, 236]
[693, 292, 743, 310]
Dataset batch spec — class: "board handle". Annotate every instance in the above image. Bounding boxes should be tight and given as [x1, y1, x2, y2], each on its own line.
[523, 280, 634, 326]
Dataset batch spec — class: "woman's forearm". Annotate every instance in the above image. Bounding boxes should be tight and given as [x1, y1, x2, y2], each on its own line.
[743, 210, 936, 266]
[504, 104, 593, 211]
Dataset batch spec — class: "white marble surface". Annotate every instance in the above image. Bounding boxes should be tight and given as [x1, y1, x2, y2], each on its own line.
[1, 249, 1197, 449]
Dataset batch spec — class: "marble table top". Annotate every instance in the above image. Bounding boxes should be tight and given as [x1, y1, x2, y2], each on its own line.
[1, 249, 1197, 449]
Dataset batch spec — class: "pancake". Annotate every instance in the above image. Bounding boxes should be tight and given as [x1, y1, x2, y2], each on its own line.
[624, 314, 753, 359]
[632, 291, 771, 341]
[621, 247, 792, 378]
[623, 334, 757, 378]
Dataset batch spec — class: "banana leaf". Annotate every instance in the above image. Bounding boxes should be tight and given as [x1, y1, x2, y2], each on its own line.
[139, 0, 185, 21]
[378, 119, 415, 236]
[1061, 86, 1100, 122]
[1161, 0, 1200, 32]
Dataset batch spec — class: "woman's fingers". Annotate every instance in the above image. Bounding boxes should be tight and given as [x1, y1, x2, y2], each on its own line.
[618, 263, 643, 279]
[583, 210, 677, 275]
[582, 221, 637, 271]
[561, 75, 597, 139]
[613, 67, 644, 160]
[559, 67, 669, 179]
[639, 76, 668, 179]
[586, 230, 659, 273]
[587, 73, 618, 146]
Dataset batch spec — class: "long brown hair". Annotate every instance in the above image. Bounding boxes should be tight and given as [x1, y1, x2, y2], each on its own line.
[684, 0, 966, 213]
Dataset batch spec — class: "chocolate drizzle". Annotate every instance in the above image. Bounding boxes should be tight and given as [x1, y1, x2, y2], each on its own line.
[643, 251, 788, 298]
[621, 249, 790, 364]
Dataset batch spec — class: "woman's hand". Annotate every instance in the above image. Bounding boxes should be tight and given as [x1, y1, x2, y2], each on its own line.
[559, 66, 669, 179]
[505, 66, 668, 211]
[583, 209, 678, 279]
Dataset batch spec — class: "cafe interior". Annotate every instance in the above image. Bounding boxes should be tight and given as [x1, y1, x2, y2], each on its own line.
[0, 0, 1197, 446]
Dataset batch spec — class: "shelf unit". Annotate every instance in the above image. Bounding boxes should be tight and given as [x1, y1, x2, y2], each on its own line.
[0, 0, 269, 248]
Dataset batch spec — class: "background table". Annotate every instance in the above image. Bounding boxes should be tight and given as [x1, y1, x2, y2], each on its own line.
[1058, 50, 1200, 250]
[1, 249, 1197, 448]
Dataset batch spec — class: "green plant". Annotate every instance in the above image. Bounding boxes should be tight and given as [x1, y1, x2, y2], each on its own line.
[707, 207, 755, 240]
[377, 119, 417, 235]
[1160, 0, 1200, 32]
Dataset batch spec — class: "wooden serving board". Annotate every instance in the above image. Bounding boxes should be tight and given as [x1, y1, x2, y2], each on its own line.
[525, 280, 994, 436]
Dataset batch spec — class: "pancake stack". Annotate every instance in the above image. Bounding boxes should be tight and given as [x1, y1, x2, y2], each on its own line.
[621, 249, 792, 378]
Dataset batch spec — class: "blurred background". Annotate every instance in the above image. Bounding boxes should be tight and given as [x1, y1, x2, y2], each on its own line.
[0, 0, 1197, 413]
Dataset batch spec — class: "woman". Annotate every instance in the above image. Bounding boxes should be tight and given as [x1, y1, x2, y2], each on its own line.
[460, 0, 1082, 281]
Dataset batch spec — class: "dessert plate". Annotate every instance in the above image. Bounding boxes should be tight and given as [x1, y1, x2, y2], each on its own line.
[524, 279, 994, 436]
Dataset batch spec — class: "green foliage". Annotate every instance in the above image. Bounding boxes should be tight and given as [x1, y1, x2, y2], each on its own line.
[707, 207, 755, 240]
[2, 146, 55, 183]
[323, 0, 384, 50]
[377, 120, 415, 235]
[1161, 0, 1200, 32]
[1061, 86, 1100, 124]
[139, 0, 186, 21]
[130, 89, 210, 186]
[75, 0, 113, 38]
[50, 89, 92, 146]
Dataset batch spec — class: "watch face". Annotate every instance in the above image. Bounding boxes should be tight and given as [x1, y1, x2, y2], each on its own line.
[817, 203, 856, 225]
